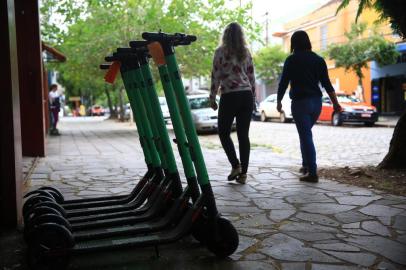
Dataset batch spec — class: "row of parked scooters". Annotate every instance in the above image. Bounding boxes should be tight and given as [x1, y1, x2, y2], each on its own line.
[22, 32, 239, 270]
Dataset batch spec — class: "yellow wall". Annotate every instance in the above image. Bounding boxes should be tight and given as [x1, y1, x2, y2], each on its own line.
[276, 0, 400, 104]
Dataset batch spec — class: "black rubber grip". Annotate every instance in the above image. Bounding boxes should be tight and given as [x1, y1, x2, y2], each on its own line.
[141, 32, 197, 44]
[99, 63, 111, 70]
[129, 40, 149, 48]
[105, 55, 116, 62]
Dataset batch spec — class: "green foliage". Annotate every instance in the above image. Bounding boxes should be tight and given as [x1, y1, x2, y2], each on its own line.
[327, 23, 399, 98]
[41, 0, 261, 110]
[254, 45, 288, 85]
[337, 0, 406, 38]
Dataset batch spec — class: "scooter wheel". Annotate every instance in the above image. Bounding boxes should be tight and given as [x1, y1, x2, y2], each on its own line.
[24, 206, 63, 226]
[38, 186, 64, 203]
[23, 195, 55, 216]
[206, 217, 239, 258]
[24, 213, 71, 242]
[27, 223, 74, 270]
[29, 201, 67, 217]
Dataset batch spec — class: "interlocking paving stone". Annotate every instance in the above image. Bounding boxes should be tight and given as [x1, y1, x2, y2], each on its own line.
[312, 243, 360, 252]
[301, 203, 357, 215]
[285, 232, 336, 242]
[335, 196, 382, 206]
[279, 222, 338, 233]
[361, 221, 391, 236]
[335, 211, 372, 223]
[359, 205, 404, 217]
[346, 235, 406, 265]
[296, 212, 340, 227]
[323, 251, 376, 267]
[312, 264, 367, 270]
[260, 233, 341, 263]
[268, 209, 296, 222]
[393, 215, 406, 230]
[19, 119, 405, 269]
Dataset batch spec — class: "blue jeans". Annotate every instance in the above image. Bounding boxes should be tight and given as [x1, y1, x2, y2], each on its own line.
[291, 96, 322, 176]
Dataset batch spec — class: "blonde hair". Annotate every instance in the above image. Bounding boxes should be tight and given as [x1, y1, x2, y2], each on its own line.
[221, 22, 248, 62]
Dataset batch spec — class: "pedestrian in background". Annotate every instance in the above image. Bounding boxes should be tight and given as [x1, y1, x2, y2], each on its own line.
[209, 22, 256, 184]
[48, 84, 61, 135]
[277, 30, 342, 182]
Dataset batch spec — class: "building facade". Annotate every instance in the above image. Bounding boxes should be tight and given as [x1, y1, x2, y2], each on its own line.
[273, 0, 404, 113]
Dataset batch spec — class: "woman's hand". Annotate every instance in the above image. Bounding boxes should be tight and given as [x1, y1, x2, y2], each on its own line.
[333, 103, 342, 113]
[277, 101, 283, 113]
[210, 97, 218, 111]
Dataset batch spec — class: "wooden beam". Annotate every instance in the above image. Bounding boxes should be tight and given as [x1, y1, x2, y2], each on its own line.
[0, 0, 23, 228]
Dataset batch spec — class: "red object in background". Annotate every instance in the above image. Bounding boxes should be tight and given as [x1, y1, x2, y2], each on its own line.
[319, 94, 378, 126]
[89, 105, 105, 116]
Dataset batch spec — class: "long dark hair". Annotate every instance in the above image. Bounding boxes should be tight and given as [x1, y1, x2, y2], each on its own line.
[221, 22, 248, 62]
[290, 30, 312, 53]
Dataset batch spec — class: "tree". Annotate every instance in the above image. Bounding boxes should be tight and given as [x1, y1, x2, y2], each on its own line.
[337, 0, 406, 170]
[254, 45, 288, 86]
[337, 0, 406, 39]
[41, 0, 261, 118]
[326, 23, 399, 101]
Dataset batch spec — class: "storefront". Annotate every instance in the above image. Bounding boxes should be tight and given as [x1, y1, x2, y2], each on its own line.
[371, 43, 406, 115]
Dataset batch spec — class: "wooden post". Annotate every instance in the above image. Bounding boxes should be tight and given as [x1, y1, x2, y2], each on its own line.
[15, 0, 46, 157]
[0, 0, 23, 228]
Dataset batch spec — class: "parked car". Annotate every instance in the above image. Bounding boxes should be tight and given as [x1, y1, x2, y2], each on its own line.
[87, 105, 105, 116]
[252, 101, 261, 121]
[187, 94, 236, 133]
[159, 97, 171, 124]
[319, 94, 378, 126]
[259, 94, 293, 123]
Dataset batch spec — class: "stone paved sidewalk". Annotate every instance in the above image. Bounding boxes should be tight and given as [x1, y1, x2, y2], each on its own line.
[23, 118, 406, 270]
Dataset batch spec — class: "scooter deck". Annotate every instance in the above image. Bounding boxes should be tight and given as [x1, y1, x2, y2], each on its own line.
[73, 190, 190, 241]
[62, 170, 152, 210]
[66, 173, 166, 218]
[72, 205, 194, 253]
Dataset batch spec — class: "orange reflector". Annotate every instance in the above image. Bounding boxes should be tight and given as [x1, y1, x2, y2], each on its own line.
[148, 42, 166, 66]
[104, 61, 121, 84]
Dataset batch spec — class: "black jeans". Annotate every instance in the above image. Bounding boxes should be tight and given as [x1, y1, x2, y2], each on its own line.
[218, 91, 253, 174]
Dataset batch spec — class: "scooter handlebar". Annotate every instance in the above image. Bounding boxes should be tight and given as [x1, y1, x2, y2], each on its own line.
[141, 32, 197, 44]
[100, 63, 111, 70]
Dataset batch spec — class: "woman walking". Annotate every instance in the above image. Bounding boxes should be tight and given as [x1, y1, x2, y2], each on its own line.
[209, 22, 256, 184]
[277, 30, 342, 182]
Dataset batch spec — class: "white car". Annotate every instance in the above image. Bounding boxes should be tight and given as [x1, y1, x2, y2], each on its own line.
[158, 96, 171, 124]
[259, 94, 293, 123]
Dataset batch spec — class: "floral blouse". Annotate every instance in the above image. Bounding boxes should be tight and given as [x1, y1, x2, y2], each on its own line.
[210, 46, 255, 98]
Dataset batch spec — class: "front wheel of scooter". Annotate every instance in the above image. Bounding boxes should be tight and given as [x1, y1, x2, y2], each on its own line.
[206, 217, 239, 258]
[27, 223, 73, 270]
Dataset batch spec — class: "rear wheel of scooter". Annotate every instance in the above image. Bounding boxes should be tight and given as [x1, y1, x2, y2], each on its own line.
[206, 217, 239, 258]
[24, 206, 63, 226]
[24, 213, 71, 242]
[38, 186, 64, 203]
[23, 195, 55, 217]
[27, 223, 73, 270]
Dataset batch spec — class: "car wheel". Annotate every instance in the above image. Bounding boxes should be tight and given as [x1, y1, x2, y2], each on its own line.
[332, 112, 342, 126]
[260, 111, 267, 122]
[279, 112, 286, 123]
[364, 122, 375, 127]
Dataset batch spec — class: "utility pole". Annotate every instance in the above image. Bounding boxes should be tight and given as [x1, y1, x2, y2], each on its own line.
[265, 12, 269, 46]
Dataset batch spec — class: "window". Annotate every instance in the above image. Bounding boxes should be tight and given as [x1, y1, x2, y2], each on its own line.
[320, 25, 328, 50]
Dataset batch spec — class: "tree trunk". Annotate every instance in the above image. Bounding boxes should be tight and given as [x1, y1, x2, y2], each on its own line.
[104, 85, 116, 119]
[355, 68, 366, 102]
[378, 110, 406, 169]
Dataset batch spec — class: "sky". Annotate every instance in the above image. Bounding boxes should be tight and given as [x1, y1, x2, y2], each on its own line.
[230, 0, 331, 46]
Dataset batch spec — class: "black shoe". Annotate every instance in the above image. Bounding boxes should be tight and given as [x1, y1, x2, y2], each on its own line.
[227, 165, 241, 181]
[236, 173, 247, 184]
[299, 174, 319, 183]
[299, 166, 308, 175]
